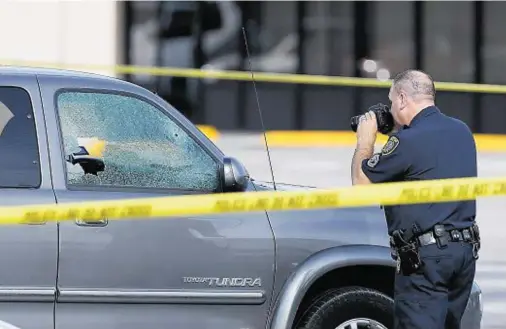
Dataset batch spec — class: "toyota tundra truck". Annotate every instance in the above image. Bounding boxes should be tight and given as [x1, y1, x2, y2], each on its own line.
[0, 66, 482, 329]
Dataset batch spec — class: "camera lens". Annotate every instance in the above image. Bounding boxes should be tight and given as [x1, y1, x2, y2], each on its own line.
[350, 115, 360, 132]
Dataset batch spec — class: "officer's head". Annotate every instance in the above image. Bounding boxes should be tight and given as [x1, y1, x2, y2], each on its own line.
[388, 69, 436, 126]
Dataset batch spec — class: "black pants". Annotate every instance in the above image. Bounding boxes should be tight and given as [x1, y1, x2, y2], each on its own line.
[394, 241, 477, 329]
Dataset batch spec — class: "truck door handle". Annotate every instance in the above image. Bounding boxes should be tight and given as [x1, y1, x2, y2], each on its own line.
[75, 218, 108, 227]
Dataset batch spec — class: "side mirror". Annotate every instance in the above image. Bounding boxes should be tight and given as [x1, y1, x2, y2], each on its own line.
[222, 157, 250, 192]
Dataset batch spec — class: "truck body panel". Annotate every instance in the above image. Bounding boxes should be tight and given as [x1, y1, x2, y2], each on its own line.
[37, 74, 276, 329]
[0, 72, 58, 329]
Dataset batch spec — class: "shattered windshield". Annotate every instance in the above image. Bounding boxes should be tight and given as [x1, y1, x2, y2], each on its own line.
[57, 91, 219, 191]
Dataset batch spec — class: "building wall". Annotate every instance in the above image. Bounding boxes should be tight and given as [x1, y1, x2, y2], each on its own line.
[122, 1, 506, 134]
[0, 1, 123, 78]
[1, 1, 505, 134]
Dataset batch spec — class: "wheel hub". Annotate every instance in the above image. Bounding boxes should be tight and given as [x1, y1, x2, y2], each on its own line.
[335, 318, 388, 329]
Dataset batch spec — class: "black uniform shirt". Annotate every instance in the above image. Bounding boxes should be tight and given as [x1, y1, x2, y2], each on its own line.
[361, 106, 477, 235]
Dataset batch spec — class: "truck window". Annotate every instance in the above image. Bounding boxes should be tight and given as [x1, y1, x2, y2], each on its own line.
[56, 91, 219, 192]
[0, 87, 41, 188]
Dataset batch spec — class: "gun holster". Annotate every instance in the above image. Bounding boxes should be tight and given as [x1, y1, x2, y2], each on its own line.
[471, 223, 481, 259]
[391, 229, 423, 276]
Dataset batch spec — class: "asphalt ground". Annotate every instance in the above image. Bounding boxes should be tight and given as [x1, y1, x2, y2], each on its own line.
[215, 132, 506, 329]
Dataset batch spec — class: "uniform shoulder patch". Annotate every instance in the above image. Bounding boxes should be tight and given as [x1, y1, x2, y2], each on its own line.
[366, 153, 380, 168]
[381, 135, 400, 156]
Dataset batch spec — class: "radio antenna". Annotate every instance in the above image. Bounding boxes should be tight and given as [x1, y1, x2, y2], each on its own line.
[241, 27, 277, 191]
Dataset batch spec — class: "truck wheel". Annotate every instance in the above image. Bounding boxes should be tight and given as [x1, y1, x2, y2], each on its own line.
[295, 286, 393, 329]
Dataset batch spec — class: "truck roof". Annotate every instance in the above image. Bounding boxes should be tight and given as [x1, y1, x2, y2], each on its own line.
[0, 65, 119, 81]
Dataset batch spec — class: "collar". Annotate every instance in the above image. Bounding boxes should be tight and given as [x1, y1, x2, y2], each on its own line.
[403, 105, 440, 129]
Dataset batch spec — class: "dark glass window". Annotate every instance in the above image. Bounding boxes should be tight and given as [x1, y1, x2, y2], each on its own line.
[303, 1, 354, 76]
[483, 2, 506, 84]
[367, 1, 414, 80]
[0, 87, 41, 188]
[423, 2, 474, 82]
[250, 1, 298, 73]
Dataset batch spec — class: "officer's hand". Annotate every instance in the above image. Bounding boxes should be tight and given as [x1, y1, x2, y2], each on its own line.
[356, 110, 378, 147]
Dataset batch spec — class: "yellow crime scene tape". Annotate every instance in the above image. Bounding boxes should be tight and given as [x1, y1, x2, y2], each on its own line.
[1, 60, 505, 226]
[3, 60, 506, 93]
[7, 176, 506, 226]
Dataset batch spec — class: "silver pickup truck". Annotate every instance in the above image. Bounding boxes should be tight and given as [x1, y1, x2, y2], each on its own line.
[0, 66, 482, 329]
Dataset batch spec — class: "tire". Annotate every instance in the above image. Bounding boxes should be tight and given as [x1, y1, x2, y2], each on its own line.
[295, 286, 394, 329]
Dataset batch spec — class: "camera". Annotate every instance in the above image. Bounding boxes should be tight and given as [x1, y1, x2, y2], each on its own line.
[350, 103, 395, 135]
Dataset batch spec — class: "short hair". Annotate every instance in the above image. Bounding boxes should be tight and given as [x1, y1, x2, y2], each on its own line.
[392, 69, 436, 101]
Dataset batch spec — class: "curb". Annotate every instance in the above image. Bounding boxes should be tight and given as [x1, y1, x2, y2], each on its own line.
[263, 131, 506, 152]
[196, 125, 220, 141]
[195, 126, 506, 152]
[473, 134, 506, 152]
[264, 131, 390, 147]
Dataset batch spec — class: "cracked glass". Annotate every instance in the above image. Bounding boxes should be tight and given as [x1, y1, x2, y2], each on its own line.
[57, 91, 219, 191]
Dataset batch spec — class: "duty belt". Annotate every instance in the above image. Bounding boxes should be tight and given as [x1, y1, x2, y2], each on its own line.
[389, 223, 481, 259]
[390, 224, 478, 247]
[416, 226, 476, 246]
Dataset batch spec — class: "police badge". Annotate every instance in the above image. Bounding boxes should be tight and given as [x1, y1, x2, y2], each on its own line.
[367, 153, 380, 168]
[382, 136, 400, 156]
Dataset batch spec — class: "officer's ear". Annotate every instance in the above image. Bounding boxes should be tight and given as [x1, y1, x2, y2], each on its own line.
[399, 91, 408, 109]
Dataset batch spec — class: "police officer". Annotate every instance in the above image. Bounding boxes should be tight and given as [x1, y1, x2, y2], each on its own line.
[351, 69, 480, 329]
